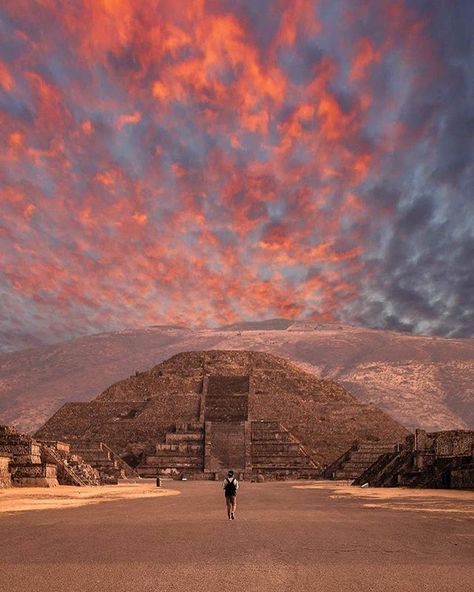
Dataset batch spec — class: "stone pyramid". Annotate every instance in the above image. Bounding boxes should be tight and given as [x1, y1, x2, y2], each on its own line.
[35, 350, 409, 477]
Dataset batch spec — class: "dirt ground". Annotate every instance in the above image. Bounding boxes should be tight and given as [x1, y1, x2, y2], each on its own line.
[1, 480, 473, 592]
[0, 481, 178, 513]
[294, 481, 474, 518]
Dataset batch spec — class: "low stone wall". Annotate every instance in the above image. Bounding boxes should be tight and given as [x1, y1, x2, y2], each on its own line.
[433, 431, 474, 457]
[0, 427, 42, 464]
[450, 467, 474, 490]
[10, 462, 58, 487]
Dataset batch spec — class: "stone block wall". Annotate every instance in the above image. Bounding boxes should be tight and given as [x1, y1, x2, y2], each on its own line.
[451, 468, 474, 489]
[251, 421, 320, 478]
[0, 453, 12, 488]
[433, 431, 474, 457]
[352, 429, 474, 489]
[10, 462, 58, 487]
[0, 426, 42, 464]
[137, 423, 204, 477]
[35, 395, 201, 458]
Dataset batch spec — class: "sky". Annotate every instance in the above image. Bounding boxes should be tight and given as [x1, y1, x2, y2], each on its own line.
[0, 0, 473, 352]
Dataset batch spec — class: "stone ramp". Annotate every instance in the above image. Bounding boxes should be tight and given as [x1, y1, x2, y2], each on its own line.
[205, 422, 247, 472]
[353, 450, 412, 487]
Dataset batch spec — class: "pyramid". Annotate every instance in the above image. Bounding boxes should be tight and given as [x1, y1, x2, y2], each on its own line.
[35, 351, 409, 478]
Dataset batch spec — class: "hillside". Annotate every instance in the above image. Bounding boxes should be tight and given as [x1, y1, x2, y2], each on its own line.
[0, 322, 473, 433]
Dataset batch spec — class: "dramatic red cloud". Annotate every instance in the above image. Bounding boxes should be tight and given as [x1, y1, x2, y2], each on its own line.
[0, 0, 447, 347]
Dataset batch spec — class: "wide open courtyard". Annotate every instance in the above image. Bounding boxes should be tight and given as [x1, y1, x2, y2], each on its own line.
[1, 480, 473, 592]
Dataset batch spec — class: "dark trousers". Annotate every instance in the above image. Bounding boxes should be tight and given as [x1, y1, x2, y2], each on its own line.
[225, 495, 236, 517]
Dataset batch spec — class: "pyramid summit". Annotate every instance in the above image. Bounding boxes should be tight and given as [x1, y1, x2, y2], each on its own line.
[35, 350, 409, 478]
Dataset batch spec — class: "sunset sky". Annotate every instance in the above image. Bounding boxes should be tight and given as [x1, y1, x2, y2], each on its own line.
[0, 1, 473, 351]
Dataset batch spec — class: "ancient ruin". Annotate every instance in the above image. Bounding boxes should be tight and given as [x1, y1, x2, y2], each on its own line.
[0, 425, 58, 487]
[352, 429, 474, 489]
[0, 424, 103, 487]
[35, 350, 408, 479]
[0, 453, 12, 488]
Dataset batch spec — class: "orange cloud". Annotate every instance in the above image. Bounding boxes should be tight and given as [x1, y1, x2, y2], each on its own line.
[0, 0, 441, 347]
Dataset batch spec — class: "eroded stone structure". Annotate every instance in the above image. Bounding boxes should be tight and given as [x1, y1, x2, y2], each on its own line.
[36, 351, 408, 479]
[352, 429, 474, 489]
[0, 425, 103, 487]
[323, 442, 397, 480]
[0, 425, 58, 487]
[69, 441, 140, 482]
[0, 453, 12, 488]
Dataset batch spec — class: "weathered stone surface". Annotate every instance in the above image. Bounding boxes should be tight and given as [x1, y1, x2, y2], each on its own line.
[35, 351, 408, 475]
[3, 325, 473, 437]
[1, 424, 101, 487]
[9, 462, 58, 488]
[451, 468, 474, 489]
[353, 429, 474, 489]
[69, 442, 139, 482]
[324, 443, 397, 480]
[0, 453, 12, 488]
[39, 441, 101, 486]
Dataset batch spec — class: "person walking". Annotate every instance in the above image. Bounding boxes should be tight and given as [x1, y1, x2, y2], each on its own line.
[223, 470, 239, 520]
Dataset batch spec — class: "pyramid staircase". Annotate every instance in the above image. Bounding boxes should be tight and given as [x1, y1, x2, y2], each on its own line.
[40, 441, 101, 486]
[251, 421, 320, 479]
[352, 450, 412, 487]
[137, 423, 204, 478]
[70, 442, 139, 483]
[324, 442, 396, 481]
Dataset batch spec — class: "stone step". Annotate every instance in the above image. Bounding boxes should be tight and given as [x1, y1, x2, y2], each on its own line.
[85, 459, 119, 469]
[253, 459, 315, 468]
[156, 443, 203, 453]
[349, 453, 386, 463]
[145, 454, 203, 465]
[204, 395, 248, 422]
[175, 423, 203, 433]
[251, 421, 280, 430]
[251, 433, 292, 442]
[357, 444, 395, 452]
[335, 470, 363, 479]
[73, 450, 112, 461]
[342, 460, 383, 468]
[165, 433, 203, 443]
[136, 467, 203, 478]
[142, 459, 203, 469]
[252, 443, 301, 453]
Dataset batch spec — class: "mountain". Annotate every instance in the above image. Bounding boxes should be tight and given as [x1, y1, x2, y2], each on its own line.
[0, 322, 473, 433]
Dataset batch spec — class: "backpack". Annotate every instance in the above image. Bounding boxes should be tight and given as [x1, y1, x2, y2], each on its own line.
[224, 477, 237, 496]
